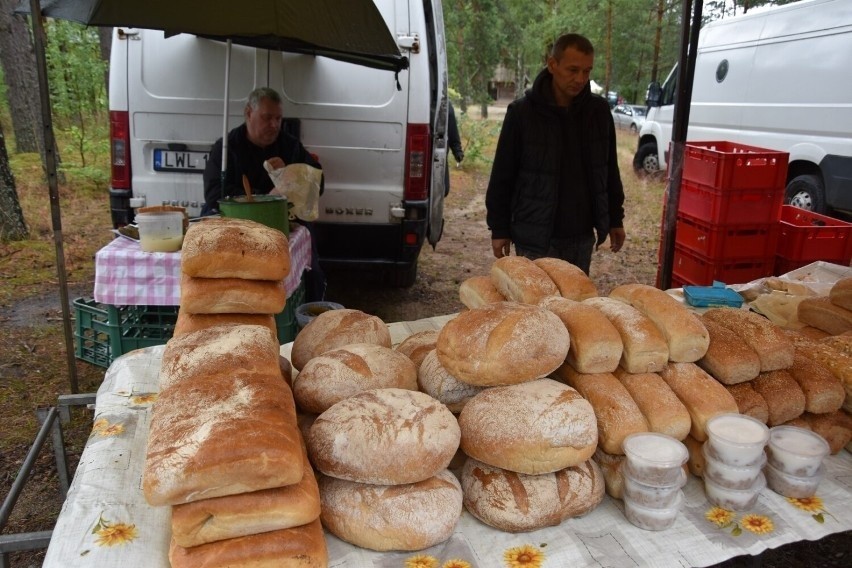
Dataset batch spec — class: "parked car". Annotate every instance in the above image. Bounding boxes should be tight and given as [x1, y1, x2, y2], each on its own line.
[612, 104, 646, 132]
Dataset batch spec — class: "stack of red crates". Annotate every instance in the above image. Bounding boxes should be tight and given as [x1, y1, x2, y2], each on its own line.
[669, 141, 789, 287]
[774, 205, 852, 275]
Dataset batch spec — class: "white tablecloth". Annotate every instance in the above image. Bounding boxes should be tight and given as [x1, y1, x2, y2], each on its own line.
[43, 315, 852, 568]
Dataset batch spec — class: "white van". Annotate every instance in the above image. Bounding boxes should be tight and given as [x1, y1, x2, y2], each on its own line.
[108, 0, 448, 286]
[634, 0, 852, 216]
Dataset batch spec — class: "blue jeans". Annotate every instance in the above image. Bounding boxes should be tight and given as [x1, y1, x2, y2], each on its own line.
[516, 234, 595, 275]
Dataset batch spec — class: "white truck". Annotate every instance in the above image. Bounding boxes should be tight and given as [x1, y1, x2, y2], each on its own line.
[108, 0, 449, 286]
[634, 0, 852, 216]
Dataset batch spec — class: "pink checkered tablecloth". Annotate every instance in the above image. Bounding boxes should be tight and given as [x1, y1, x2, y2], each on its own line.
[94, 223, 311, 306]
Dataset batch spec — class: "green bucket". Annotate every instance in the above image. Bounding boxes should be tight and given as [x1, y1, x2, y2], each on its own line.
[218, 195, 289, 236]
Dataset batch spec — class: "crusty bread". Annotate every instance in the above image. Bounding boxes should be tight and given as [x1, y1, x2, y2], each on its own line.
[751, 370, 806, 426]
[181, 217, 290, 281]
[436, 302, 569, 386]
[461, 457, 604, 533]
[798, 296, 852, 335]
[458, 378, 597, 474]
[792, 325, 832, 340]
[702, 308, 794, 372]
[319, 470, 462, 552]
[394, 330, 439, 369]
[682, 434, 705, 478]
[829, 276, 852, 311]
[308, 388, 459, 485]
[290, 308, 391, 371]
[725, 382, 769, 424]
[174, 310, 277, 337]
[582, 296, 669, 373]
[490, 256, 559, 304]
[539, 296, 622, 374]
[697, 317, 761, 384]
[459, 275, 506, 309]
[613, 368, 692, 441]
[658, 363, 739, 442]
[801, 410, 852, 454]
[168, 518, 327, 568]
[554, 367, 649, 455]
[786, 354, 844, 414]
[293, 343, 418, 414]
[592, 448, 626, 499]
[179, 273, 286, 315]
[822, 334, 852, 356]
[532, 257, 597, 300]
[786, 333, 852, 412]
[609, 283, 709, 362]
[418, 349, 486, 413]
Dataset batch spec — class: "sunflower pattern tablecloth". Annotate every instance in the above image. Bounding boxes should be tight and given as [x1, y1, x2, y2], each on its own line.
[43, 315, 852, 568]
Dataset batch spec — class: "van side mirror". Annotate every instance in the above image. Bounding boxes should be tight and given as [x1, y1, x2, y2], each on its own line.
[645, 82, 662, 107]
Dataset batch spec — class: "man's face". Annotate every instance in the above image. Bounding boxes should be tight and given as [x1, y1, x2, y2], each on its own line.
[245, 97, 283, 147]
[547, 46, 594, 105]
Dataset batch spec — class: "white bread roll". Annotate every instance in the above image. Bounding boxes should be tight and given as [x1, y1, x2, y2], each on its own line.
[697, 317, 762, 384]
[458, 379, 597, 474]
[436, 302, 570, 386]
[459, 275, 506, 309]
[308, 388, 459, 485]
[181, 217, 291, 281]
[613, 368, 692, 441]
[539, 296, 622, 374]
[798, 295, 852, 335]
[394, 329, 439, 369]
[174, 310, 277, 338]
[592, 447, 626, 499]
[290, 308, 391, 370]
[418, 349, 487, 413]
[293, 343, 418, 414]
[658, 363, 739, 442]
[582, 296, 669, 373]
[532, 257, 597, 300]
[554, 367, 649, 455]
[702, 308, 794, 372]
[490, 256, 559, 304]
[461, 457, 604, 533]
[179, 273, 287, 315]
[787, 354, 845, 414]
[751, 369, 806, 426]
[319, 470, 462, 552]
[609, 283, 709, 362]
[725, 382, 770, 424]
[829, 276, 852, 311]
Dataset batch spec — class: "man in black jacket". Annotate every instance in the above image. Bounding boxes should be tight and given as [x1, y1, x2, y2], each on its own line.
[485, 34, 625, 275]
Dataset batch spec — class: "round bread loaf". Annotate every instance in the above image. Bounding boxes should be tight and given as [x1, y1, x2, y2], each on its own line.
[436, 302, 570, 386]
[394, 330, 439, 369]
[418, 349, 487, 413]
[461, 457, 604, 533]
[318, 470, 462, 552]
[308, 388, 460, 485]
[293, 343, 418, 414]
[291, 309, 391, 370]
[458, 379, 597, 474]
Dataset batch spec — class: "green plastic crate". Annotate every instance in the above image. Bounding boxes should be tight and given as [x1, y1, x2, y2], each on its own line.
[276, 279, 305, 344]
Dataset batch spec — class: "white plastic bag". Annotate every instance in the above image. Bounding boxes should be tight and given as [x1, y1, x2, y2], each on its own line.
[264, 161, 322, 221]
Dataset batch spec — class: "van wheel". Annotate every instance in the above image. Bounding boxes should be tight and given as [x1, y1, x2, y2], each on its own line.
[785, 175, 826, 214]
[630, 123, 639, 133]
[633, 143, 660, 175]
[386, 261, 417, 288]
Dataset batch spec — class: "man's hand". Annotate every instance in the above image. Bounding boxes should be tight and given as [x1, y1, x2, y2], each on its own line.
[266, 157, 286, 170]
[492, 238, 511, 258]
[609, 228, 626, 253]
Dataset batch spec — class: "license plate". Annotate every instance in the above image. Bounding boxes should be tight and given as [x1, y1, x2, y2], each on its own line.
[153, 149, 209, 173]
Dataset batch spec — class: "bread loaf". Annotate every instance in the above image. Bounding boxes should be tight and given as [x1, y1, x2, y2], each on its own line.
[394, 330, 439, 369]
[725, 382, 769, 424]
[532, 257, 597, 300]
[554, 367, 649, 455]
[181, 217, 291, 281]
[702, 308, 794, 372]
[791, 325, 832, 340]
[786, 333, 852, 412]
[829, 276, 852, 311]
[436, 302, 570, 386]
[293, 343, 418, 414]
[458, 379, 597, 474]
[787, 354, 845, 414]
[290, 308, 391, 370]
[798, 296, 852, 335]
[459, 275, 506, 309]
[169, 518, 327, 568]
[174, 310, 277, 337]
[582, 296, 669, 373]
[308, 388, 459, 485]
[802, 410, 852, 454]
[609, 283, 709, 362]
[592, 448, 626, 499]
[418, 349, 487, 413]
[697, 317, 761, 384]
[318, 470, 462, 552]
[180, 273, 286, 315]
[612, 368, 692, 441]
[461, 457, 604, 533]
[751, 370, 806, 426]
[539, 296, 622, 374]
[682, 434, 705, 478]
[658, 363, 739, 442]
[490, 256, 559, 304]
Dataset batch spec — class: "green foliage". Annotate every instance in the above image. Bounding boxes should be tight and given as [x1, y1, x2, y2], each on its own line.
[455, 111, 501, 167]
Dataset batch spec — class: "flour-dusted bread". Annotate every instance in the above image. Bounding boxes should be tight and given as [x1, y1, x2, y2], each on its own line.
[458, 379, 597, 474]
[612, 368, 692, 441]
[290, 308, 391, 370]
[418, 349, 487, 413]
[798, 295, 852, 335]
[461, 457, 604, 533]
[702, 308, 794, 372]
[658, 363, 739, 442]
[490, 256, 559, 304]
[725, 382, 769, 424]
[179, 273, 287, 315]
[532, 257, 597, 300]
[174, 310, 277, 338]
[609, 283, 709, 362]
[697, 317, 762, 384]
[582, 296, 669, 373]
[459, 275, 506, 309]
[181, 217, 291, 281]
[308, 388, 459, 485]
[787, 354, 845, 414]
[751, 369, 806, 426]
[394, 330, 439, 369]
[592, 448, 626, 499]
[319, 470, 463, 552]
[829, 276, 852, 311]
[436, 302, 570, 386]
[539, 296, 622, 374]
[293, 343, 418, 414]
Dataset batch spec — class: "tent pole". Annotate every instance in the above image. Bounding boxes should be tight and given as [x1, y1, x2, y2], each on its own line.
[220, 40, 232, 198]
[29, 0, 79, 393]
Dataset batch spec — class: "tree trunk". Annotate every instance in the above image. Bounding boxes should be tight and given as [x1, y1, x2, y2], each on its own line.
[0, 121, 28, 241]
[651, 0, 665, 83]
[98, 26, 113, 96]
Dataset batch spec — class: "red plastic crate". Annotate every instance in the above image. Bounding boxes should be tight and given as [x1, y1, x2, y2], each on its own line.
[775, 205, 852, 265]
[675, 212, 779, 260]
[682, 141, 788, 190]
[673, 245, 774, 286]
[678, 179, 784, 226]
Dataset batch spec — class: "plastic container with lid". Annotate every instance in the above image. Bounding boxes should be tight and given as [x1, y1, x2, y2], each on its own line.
[622, 432, 689, 486]
[766, 425, 830, 477]
[136, 211, 185, 252]
[764, 461, 825, 498]
[704, 471, 766, 511]
[702, 443, 766, 490]
[623, 491, 683, 531]
[705, 413, 769, 467]
[622, 467, 687, 509]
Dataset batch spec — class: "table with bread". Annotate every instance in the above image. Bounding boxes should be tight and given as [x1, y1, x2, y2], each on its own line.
[44, 238, 852, 568]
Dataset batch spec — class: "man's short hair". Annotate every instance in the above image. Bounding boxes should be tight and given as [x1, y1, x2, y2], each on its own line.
[550, 34, 595, 59]
[247, 87, 282, 110]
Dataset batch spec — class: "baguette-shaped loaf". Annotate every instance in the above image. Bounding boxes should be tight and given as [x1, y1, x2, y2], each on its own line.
[829, 276, 852, 311]
[490, 256, 559, 304]
[539, 296, 622, 373]
[582, 296, 669, 373]
[394, 330, 439, 369]
[179, 273, 286, 315]
[291, 308, 391, 370]
[459, 275, 506, 309]
[658, 363, 738, 442]
[751, 370, 806, 426]
[609, 283, 709, 362]
[533, 257, 597, 300]
[697, 317, 761, 384]
[798, 296, 852, 335]
[174, 310, 276, 337]
[786, 333, 852, 409]
[592, 448, 626, 499]
[613, 368, 691, 441]
[725, 382, 769, 424]
[702, 308, 794, 372]
[786, 354, 844, 414]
